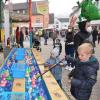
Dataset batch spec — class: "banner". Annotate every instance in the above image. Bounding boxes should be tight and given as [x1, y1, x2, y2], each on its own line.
[69, 16, 77, 27]
[36, 1, 49, 14]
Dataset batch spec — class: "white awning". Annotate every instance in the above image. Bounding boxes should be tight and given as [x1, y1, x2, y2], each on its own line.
[90, 20, 100, 25]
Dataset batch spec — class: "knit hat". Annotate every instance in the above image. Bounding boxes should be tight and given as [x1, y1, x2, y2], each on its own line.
[51, 48, 59, 58]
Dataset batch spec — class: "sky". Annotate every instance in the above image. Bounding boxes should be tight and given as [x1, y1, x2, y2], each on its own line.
[9, 0, 83, 17]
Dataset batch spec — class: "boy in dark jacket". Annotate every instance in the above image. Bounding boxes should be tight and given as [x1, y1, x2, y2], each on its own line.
[65, 43, 99, 100]
[53, 38, 62, 56]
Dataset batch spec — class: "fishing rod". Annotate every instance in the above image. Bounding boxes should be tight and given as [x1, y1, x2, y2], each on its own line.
[37, 58, 65, 79]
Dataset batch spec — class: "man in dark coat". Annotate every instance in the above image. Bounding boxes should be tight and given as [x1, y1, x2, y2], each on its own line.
[20, 27, 24, 47]
[74, 20, 93, 58]
[92, 26, 98, 47]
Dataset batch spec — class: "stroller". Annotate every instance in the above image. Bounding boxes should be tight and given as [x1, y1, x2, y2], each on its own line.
[33, 38, 41, 51]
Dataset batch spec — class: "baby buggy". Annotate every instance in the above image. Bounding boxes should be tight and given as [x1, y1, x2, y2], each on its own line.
[33, 38, 41, 51]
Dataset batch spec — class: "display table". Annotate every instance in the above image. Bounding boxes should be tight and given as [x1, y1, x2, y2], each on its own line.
[0, 48, 69, 100]
[32, 49, 69, 100]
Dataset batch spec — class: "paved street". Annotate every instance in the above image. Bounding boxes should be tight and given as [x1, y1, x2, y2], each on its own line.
[0, 38, 100, 100]
[40, 38, 100, 100]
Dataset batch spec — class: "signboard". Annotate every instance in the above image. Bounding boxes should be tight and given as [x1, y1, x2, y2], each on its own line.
[69, 16, 77, 27]
[36, 1, 49, 14]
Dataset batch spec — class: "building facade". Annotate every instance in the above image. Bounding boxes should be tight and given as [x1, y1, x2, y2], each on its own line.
[70, 0, 100, 28]
[54, 17, 69, 30]
[11, 1, 49, 28]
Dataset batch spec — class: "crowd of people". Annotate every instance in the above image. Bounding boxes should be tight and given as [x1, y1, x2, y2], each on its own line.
[13, 20, 100, 100]
[15, 26, 29, 48]
[43, 20, 100, 100]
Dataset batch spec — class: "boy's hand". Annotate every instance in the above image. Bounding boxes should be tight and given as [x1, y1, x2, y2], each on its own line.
[60, 63, 64, 67]
[44, 65, 49, 71]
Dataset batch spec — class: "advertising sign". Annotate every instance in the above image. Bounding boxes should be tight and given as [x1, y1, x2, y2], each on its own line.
[36, 1, 49, 14]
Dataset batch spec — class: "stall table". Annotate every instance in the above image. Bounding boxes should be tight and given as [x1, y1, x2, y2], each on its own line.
[32, 49, 69, 100]
[0, 48, 69, 100]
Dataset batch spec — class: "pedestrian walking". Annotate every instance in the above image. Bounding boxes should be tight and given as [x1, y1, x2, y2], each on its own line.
[65, 27, 74, 58]
[25, 27, 29, 40]
[92, 26, 98, 47]
[44, 30, 49, 45]
[52, 30, 58, 46]
[20, 27, 24, 48]
[15, 26, 20, 47]
[65, 43, 99, 100]
[97, 27, 100, 44]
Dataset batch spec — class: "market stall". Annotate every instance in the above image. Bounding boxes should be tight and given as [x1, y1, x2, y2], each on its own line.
[32, 49, 68, 100]
[0, 48, 68, 100]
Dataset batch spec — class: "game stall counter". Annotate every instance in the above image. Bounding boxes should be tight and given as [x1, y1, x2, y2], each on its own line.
[0, 48, 69, 100]
[0, 48, 52, 100]
[32, 49, 69, 100]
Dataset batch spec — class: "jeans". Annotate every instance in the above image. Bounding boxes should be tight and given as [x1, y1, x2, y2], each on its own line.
[57, 80, 62, 88]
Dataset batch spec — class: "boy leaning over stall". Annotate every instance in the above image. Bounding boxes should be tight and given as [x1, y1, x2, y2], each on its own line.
[65, 43, 99, 100]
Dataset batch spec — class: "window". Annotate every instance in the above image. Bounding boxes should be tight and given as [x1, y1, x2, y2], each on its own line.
[36, 18, 40, 23]
[23, 10, 26, 14]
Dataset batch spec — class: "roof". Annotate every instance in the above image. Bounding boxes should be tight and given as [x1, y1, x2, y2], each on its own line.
[58, 18, 69, 23]
[12, 2, 37, 14]
[70, 6, 79, 17]
[70, 0, 85, 17]
[13, 2, 28, 10]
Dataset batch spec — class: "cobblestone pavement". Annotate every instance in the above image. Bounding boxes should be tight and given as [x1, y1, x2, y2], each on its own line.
[0, 38, 100, 100]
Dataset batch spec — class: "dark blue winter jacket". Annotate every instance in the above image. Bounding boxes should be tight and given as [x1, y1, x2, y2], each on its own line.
[65, 56, 99, 100]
